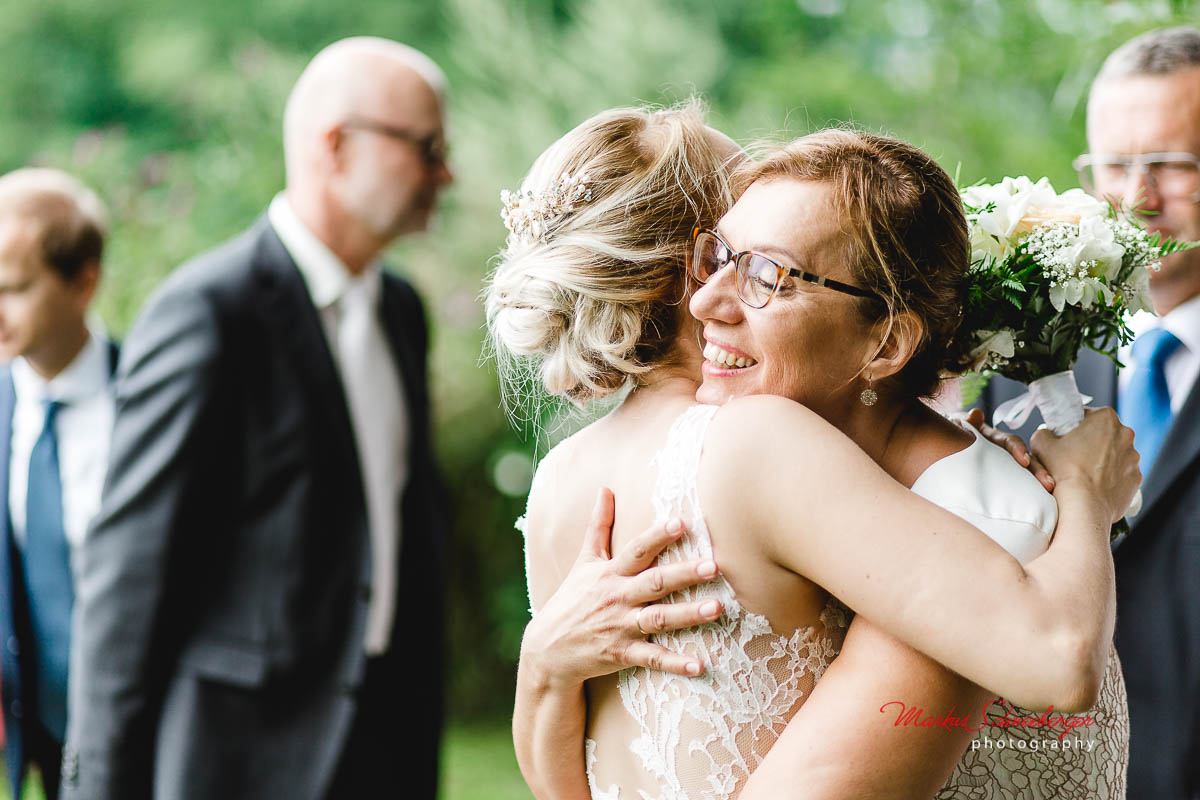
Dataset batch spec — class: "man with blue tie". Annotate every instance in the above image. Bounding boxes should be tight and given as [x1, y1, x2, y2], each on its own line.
[0, 168, 115, 800]
[980, 27, 1200, 798]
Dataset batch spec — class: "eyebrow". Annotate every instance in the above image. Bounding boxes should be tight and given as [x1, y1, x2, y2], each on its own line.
[712, 225, 809, 271]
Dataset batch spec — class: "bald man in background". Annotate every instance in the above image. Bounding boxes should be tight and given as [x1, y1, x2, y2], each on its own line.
[62, 38, 453, 800]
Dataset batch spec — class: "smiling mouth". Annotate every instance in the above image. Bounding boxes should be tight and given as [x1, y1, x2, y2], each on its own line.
[703, 342, 757, 369]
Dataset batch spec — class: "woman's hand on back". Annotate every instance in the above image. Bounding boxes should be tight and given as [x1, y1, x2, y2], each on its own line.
[520, 489, 723, 689]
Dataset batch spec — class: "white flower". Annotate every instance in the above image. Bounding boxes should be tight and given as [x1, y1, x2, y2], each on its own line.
[1024, 217, 1127, 311]
[963, 176, 1048, 245]
[1071, 215, 1125, 281]
[969, 223, 1010, 263]
[1121, 265, 1156, 314]
[963, 177, 1110, 251]
[969, 329, 1016, 371]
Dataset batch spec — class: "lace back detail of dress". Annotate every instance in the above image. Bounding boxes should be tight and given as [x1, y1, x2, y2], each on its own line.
[586, 405, 848, 800]
[937, 643, 1129, 799]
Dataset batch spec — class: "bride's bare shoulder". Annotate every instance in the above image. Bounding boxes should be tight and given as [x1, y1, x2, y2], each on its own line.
[522, 427, 609, 585]
[705, 395, 850, 459]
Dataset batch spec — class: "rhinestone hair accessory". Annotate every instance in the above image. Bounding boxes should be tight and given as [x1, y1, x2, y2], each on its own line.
[500, 171, 593, 245]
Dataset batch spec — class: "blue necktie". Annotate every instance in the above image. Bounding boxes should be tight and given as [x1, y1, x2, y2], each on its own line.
[1119, 328, 1184, 479]
[22, 398, 74, 742]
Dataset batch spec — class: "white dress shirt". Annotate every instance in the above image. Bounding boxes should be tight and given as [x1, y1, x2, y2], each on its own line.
[1118, 293, 1200, 414]
[268, 194, 409, 655]
[9, 330, 115, 558]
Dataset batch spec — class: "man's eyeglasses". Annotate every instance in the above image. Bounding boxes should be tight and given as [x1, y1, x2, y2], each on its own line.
[342, 117, 449, 167]
[688, 227, 878, 309]
[1073, 152, 1200, 202]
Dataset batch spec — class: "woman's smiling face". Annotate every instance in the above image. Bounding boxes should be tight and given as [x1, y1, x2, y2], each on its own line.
[689, 178, 880, 419]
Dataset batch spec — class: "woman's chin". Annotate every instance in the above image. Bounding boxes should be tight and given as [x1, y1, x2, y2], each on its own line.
[697, 361, 757, 404]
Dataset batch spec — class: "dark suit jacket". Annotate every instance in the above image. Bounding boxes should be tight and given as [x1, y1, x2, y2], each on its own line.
[61, 219, 449, 800]
[0, 339, 118, 800]
[979, 348, 1200, 799]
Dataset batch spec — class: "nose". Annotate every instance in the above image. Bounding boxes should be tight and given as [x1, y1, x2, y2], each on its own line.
[436, 159, 453, 186]
[688, 259, 744, 327]
[1124, 165, 1163, 213]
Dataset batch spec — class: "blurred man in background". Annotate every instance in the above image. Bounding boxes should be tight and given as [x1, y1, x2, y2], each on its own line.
[0, 168, 116, 800]
[980, 26, 1200, 798]
[63, 37, 452, 800]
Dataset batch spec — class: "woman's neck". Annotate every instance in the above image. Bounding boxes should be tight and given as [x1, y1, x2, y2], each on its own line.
[619, 367, 701, 415]
[837, 398, 972, 488]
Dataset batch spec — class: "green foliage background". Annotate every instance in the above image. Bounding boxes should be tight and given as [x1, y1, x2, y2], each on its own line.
[2, 0, 1196, 726]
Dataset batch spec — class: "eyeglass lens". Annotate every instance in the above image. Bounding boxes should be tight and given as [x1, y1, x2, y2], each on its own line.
[1079, 156, 1200, 199]
[692, 231, 778, 308]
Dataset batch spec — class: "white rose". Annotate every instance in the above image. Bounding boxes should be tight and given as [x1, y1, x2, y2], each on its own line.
[1054, 187, 1109, 219]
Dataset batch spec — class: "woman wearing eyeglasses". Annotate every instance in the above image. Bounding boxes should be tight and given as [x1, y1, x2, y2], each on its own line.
[488, 105, 1134, 799]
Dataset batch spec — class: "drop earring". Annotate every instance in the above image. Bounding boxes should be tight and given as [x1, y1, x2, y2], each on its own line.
[859, 377, 878, 407]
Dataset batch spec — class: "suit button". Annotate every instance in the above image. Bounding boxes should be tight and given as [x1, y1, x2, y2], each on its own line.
[10, 699, 22, 719]
[359, 584, 372, 602]
[7, 636, 18, 655]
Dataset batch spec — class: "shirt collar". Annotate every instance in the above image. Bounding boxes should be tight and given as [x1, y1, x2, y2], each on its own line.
[11, 329, 111, 406]
[268, 193, 381, 310]
[1161, 292, 1200, 357]
[1126, 293, 1200, 357]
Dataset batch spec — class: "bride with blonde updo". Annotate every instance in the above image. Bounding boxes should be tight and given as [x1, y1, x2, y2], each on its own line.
[489, 102, 1135, 800]
[488, 103, 734, 403]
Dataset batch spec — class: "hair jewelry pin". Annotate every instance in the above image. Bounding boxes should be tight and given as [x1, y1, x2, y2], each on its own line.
[501, 171, 592, 244]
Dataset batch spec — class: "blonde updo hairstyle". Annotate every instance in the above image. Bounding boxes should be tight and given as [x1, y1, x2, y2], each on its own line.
[735, 130, 970, 401]
[486, 102, 737, 407]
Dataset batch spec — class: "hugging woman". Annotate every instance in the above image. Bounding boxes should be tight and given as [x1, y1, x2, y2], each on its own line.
[487, 103, 1133, 799]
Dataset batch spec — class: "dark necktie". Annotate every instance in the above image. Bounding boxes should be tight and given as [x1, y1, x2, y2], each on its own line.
[22, 398, 74, 741]
[1119, 328, 1184, 479]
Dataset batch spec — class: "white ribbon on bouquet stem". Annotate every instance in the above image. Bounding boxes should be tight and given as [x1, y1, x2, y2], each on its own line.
[993, 370, 1142, 517]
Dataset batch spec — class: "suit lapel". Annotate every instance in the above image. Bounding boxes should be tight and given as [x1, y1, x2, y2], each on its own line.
[1133, 376, 1200, 530]
[249, 219, 365, 492]
[0, 370, 15, 624]
[0, 369, 20, 791]
[1074, 347, 1118, 409]
[0, 370, 13, 551]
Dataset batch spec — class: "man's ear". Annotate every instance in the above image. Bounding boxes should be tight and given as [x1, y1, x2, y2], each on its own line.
[71, 260, 100, 313]
[864, 310, 925, 383]
[322, 123, 346, 171]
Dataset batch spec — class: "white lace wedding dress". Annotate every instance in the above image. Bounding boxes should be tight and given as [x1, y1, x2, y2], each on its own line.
[522, 407, 1127, 799]
[578, 404, 849, 800]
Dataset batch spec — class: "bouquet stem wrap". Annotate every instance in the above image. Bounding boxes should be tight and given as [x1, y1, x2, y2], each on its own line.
[994, 370, 1140, 535]
[1029, 371, 1086, 435]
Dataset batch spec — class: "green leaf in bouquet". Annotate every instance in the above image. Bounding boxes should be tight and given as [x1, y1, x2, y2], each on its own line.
[1156, 232, 1200, 257]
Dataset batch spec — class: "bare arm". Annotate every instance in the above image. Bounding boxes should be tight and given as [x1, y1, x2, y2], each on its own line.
[701, 398, 1135, 710]
[741, 617, 993, 799]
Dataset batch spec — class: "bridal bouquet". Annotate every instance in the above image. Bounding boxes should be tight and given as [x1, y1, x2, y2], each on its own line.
[958, 176, 1192, 533]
